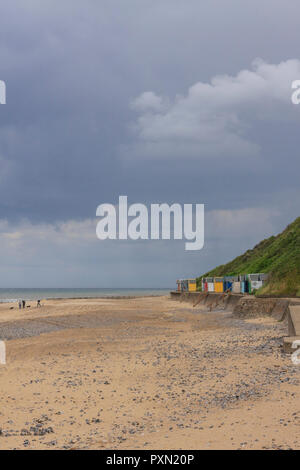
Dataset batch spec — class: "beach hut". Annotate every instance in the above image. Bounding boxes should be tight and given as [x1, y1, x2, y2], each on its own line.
[203, 278, 208, 292]
[207, 277, 214, 292]
[214, 277, 224, 293]
[176, 280, 181, 292]
[181, 279, 188, 292]
[232, 275, 241, 294]
[187, 279, 197, 292]
[240, 275, 249, 294]
[248, 274, 262, 293]
[224, 276, 234, 292]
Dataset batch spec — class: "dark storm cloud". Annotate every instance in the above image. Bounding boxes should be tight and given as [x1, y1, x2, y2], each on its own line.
[0, 0, 299, 285]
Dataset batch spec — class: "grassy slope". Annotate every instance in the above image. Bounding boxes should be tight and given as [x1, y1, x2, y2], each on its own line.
[196, 217, 300, 297]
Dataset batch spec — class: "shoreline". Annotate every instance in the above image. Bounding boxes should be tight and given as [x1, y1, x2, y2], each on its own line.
[0, 294, 170, 304]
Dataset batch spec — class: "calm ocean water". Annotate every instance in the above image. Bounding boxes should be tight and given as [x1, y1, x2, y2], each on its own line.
[0, 288, 171, 303]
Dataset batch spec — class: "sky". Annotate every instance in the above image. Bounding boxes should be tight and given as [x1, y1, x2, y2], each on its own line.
[0, 0, 299, 287]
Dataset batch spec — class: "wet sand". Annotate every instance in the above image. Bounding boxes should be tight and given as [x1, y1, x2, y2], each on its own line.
[0, 296, 299, 450]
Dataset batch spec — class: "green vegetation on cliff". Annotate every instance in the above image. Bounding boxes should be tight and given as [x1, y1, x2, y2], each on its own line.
[197, 217, 300, 297]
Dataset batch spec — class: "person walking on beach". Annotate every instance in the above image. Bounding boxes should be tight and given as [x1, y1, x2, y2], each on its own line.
[18, 300, 21, 310]
[37, 300, 41, 308]
[22, 300, 26, 309]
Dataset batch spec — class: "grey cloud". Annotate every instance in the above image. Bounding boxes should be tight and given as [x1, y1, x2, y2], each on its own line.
[0, 1, 299, 285]
[126, 59, 300, 161]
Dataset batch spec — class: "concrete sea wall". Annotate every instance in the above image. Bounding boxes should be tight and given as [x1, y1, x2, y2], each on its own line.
[170, 291, 289, 320]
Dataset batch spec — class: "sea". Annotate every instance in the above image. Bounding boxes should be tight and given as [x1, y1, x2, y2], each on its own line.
[0, 288, 171, 303]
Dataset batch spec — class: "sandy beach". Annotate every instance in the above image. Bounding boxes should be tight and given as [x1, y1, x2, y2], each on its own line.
[0, 295, 299, 450]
